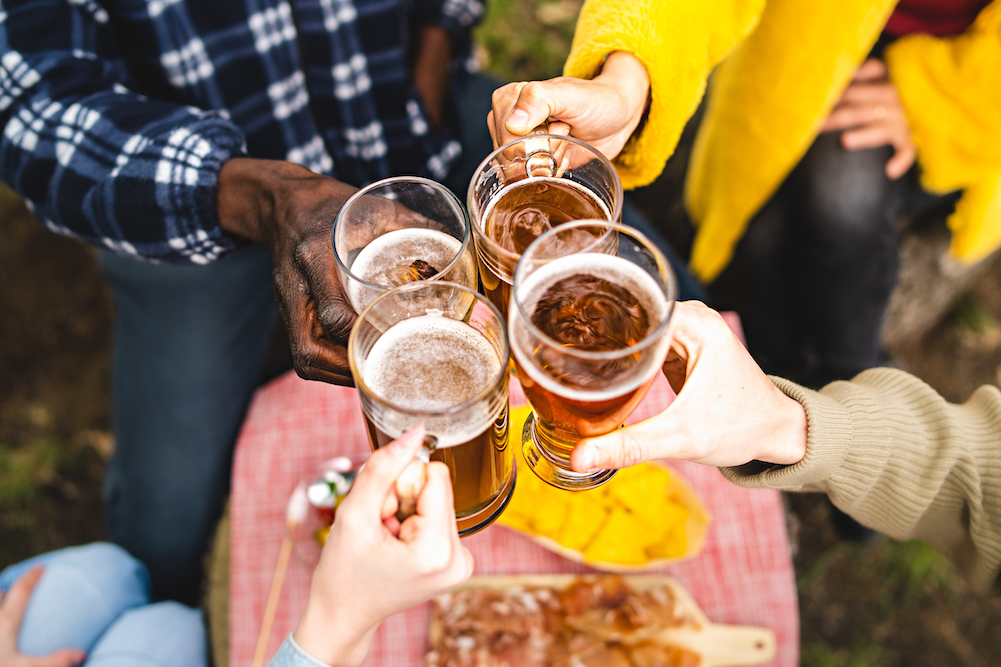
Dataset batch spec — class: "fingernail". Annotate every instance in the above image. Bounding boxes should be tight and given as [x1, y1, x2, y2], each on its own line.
[389, 424, 425, 453]
[578, 445, 598, 472]
[508, 109, 529, 129]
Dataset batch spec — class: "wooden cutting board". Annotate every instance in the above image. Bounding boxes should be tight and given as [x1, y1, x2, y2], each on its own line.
[430, 575, 776, 667]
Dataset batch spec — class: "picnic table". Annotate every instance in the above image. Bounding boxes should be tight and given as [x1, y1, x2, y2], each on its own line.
[228, 316, 800, 666]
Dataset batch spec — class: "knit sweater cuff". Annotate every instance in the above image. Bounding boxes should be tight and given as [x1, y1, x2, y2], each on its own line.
[721, 376, 852, 491]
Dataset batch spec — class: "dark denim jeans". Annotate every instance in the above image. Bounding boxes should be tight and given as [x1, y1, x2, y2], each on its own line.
[709, 131, 950, 388]
[100, 244, 276, 604]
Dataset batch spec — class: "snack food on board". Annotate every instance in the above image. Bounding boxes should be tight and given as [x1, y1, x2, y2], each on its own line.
[428, 575, 777, 667]
[426, 575, 701, 667]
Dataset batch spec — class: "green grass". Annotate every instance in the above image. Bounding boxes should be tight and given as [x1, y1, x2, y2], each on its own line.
[474, 0, 582, 82]
[796, 536, 967, 666]
[0, 437, 68, 507]
[0, 433, 106, 566]
[802, 641, 899, 667]
[0, 438, 69, 552]
[952, 293, 1000, 335]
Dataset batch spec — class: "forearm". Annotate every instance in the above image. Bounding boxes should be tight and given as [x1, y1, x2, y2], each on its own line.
[723, 369, 1001, 590]
[411, 24, 452, 129]
[411, 0, 484, 41]
[291, 599, 378, 667]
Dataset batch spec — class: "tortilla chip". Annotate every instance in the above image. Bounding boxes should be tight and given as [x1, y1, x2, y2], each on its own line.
[582, 507, 650, 566]
[558, 496, 608, 552]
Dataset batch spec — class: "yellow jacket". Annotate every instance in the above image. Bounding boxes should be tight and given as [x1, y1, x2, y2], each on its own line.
[564, 0, 1001, 283]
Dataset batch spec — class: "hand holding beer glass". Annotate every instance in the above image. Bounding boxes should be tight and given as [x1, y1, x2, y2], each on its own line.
[349, 282, 515, 535]
[510, 221, 677, 491]
[468, 135, 623, 319]
[333, 177, 477, 313]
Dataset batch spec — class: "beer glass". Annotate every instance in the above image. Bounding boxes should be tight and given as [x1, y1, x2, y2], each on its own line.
[333, 176, 477, 313]
[509, 221, 677, 491]
[349, 281, 515, 535]
[468, 135, 623, 320]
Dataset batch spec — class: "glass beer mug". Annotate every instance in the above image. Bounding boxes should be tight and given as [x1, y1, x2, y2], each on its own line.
[509, 221, 677, 491]
[349, 281, 515, 535]
[333, 176, 478, 313]
[467, 134, 622, 320]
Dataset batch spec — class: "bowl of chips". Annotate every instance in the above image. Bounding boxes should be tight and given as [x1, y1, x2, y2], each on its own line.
[498, 406, 711, 570]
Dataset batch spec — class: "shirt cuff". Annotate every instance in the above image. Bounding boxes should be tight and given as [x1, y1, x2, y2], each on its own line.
[268, 634, 333, 667]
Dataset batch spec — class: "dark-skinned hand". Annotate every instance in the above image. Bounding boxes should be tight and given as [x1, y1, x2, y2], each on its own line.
[217, 158, 358, 385]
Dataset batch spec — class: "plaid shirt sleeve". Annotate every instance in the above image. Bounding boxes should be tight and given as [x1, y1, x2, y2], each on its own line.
[0, 0, 248, 264]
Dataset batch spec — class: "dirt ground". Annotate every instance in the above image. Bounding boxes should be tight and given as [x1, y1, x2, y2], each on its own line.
[0, 187, 111, 568]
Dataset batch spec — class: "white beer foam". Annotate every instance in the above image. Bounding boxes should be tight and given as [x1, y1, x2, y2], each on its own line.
[347, 228, 472, 308]
[512, 253, 670, 402]
[363, 314, 502, 447]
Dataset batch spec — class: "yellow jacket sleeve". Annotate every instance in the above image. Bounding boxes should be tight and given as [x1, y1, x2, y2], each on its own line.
[562, 0, 765, 190]
[886, 0, 1001, 264]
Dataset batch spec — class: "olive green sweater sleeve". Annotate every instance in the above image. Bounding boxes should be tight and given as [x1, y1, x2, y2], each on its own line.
[721, 368, 1001, 591]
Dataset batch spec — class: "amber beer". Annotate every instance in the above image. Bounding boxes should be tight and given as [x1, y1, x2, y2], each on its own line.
[510, 245, 673, 490]
[346, 227, 477, 312]
[469, 135, 622, 323]
[477, 177, 610, 317]
[355, 304, 514, 534]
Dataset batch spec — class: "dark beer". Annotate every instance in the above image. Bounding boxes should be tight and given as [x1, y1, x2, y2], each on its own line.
[478, 177, 610, 317]
[512, 253, 668, 460]
[361, 314, 512, 524]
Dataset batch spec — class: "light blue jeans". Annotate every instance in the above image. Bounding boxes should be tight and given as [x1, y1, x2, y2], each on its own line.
[0, 543, 206, 666]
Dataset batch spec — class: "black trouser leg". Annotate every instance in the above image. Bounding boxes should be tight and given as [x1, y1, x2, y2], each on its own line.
[784, 133, 904, 386]
[710, 133, 908, 388]
[709, 189, 811, 380]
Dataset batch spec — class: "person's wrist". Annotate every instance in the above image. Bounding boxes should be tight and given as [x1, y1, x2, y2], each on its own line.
[763, 394, 808, 466]
[294, 597, 379, 667]
[595, 51, 650, 129]
[217, 157, 328, 249]
[217, 157, 287, 247]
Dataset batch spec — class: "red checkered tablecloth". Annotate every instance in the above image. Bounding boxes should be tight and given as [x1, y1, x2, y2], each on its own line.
[230, 315, 799, 666]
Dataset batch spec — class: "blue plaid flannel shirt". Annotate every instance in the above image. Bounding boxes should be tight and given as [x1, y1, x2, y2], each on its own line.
[0, 0, 482, 264]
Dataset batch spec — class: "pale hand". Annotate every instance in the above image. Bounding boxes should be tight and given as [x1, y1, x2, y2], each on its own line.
[822, 59, 917, 179]
[293, 425, 474, 667]
[571, 302, 808, 473]
[487, 51, 650, 158]
[0, 567, 87, 667]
